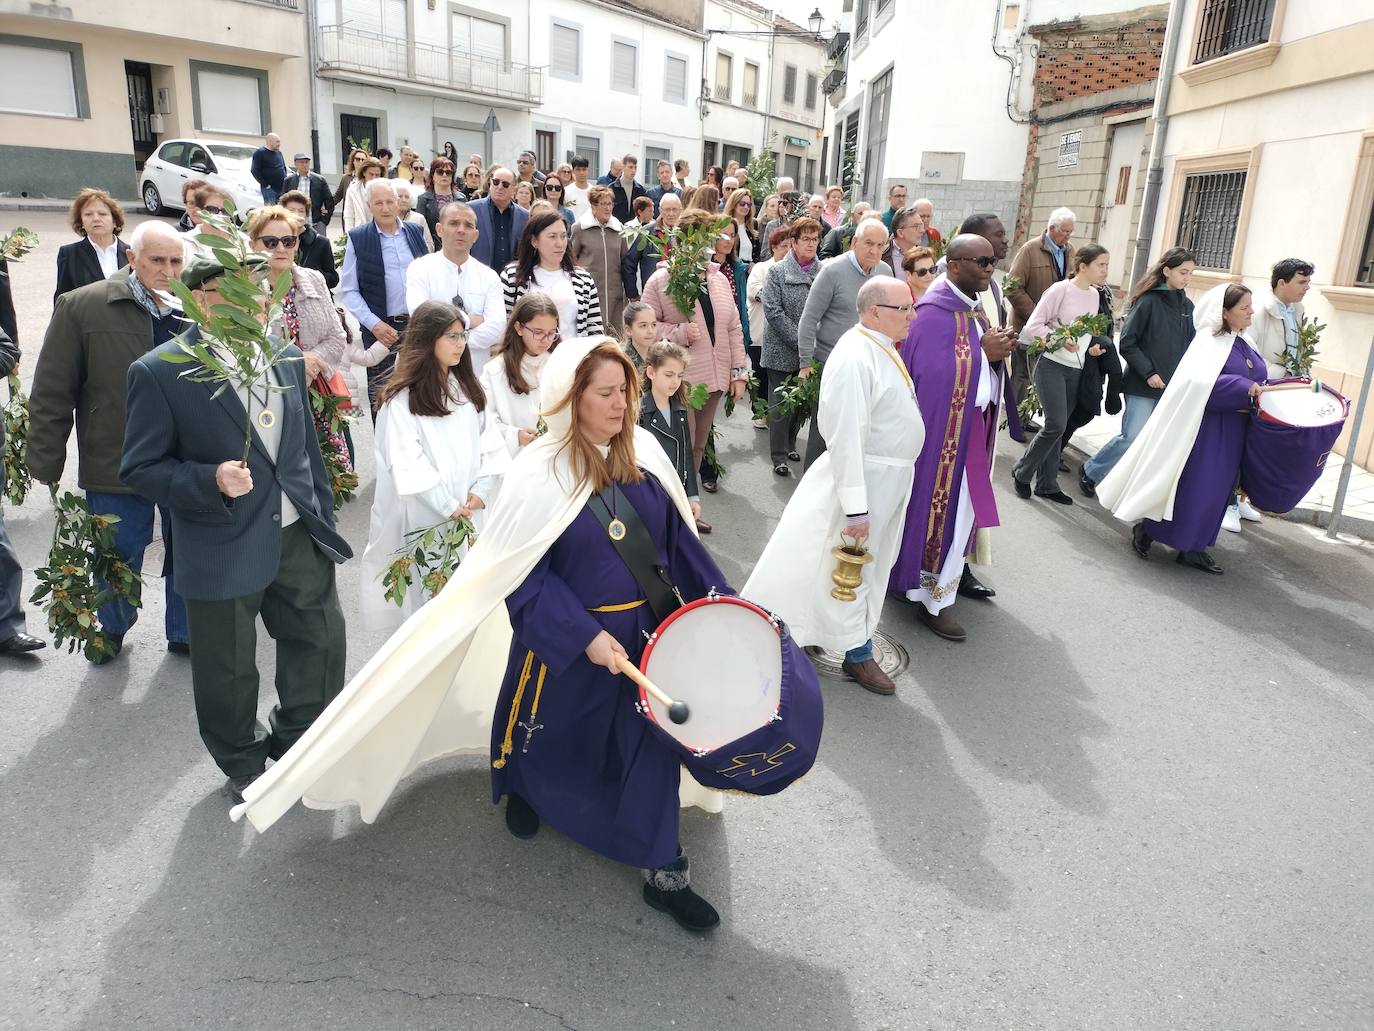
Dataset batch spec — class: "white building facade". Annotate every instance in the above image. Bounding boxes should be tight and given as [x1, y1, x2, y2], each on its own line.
[765, 24, 828, 194]
[528, 0, 704, 180]
[700, 0, 772, 174]
[1149, 0, 1374, 470]
[314, 0, 543, 174]
[824, 0, 1156, 232]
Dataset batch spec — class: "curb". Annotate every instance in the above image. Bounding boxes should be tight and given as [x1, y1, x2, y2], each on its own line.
[1, 198, 140, 211]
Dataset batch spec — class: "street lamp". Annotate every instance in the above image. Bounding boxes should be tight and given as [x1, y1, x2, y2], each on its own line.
[808, 8, 824, 39]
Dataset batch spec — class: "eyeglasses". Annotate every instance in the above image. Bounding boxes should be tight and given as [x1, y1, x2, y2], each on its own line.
[518, 158, 532, 165]
[521, 327, 559, 342]
[952, 255, 997, 269]
[912, 266, 937, 277]
[491, 178, 514, 188]
[258, 235, 297, 250]
[201, 205, 225, 215]
[874, 302, 914, 313]
[545, 184, 563, 193]
[441, 330, 468, 341]
[435, 169, 453, 176]
[412, 165, 426, 173]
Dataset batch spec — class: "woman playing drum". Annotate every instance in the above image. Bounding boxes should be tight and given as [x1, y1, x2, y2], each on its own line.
[1097, 283, 1274, 575]
[491, 337, 730, 932]
[231, 336, 734, 934]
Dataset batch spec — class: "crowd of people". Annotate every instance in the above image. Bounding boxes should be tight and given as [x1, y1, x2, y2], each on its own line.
[0, 133, 1319, 934]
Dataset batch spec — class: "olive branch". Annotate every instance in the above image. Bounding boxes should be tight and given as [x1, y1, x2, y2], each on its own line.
[1279, 316, 1324, 378]
[3, 373, 30, 507]
[1019, 313, 1112, 423]
[381, 517, 477, 607]
[160, 202, 299, 463]
[621, 217, 730, 320]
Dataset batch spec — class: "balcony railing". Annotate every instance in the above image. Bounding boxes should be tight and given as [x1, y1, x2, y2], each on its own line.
[318, 25, 544, 106]
[240, 0, 300, 10]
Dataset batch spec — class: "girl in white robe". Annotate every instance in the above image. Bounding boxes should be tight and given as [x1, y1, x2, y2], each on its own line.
[360, 301, 509, 631]
[479, 291, 561, 456]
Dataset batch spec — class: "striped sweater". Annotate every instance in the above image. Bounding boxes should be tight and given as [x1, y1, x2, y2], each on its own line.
[499, 264, 605, 337]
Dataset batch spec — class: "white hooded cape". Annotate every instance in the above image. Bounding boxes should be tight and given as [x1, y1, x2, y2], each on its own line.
[1096, 284, 1258, 523]
[233, 336, 722, 832]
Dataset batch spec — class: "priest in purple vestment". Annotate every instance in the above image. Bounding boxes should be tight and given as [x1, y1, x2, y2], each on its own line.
[889, 235, 1019, 643]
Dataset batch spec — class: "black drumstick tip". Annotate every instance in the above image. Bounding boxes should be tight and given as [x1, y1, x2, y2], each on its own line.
[668, 701, 690, 724]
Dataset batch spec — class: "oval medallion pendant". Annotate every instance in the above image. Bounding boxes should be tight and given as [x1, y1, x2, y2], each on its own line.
[608, 518, 627, 541]
[257, 409, 276, 430]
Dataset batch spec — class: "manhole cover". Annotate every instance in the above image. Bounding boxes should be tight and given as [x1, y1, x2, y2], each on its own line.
[805, 628, 909, 681]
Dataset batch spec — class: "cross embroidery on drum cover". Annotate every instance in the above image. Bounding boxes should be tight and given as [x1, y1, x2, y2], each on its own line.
[716, 743, 796, 778]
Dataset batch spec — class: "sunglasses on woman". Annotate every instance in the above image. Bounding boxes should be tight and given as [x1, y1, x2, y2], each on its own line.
[912, 265, 936, 277]
[259, 235, 297, 250]
[545, 184, 563, 193]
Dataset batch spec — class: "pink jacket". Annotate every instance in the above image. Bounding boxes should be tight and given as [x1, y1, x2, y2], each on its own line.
[642, 262, 747, 395]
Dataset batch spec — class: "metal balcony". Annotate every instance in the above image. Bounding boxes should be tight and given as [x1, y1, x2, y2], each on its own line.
[318, 25, 544, 106]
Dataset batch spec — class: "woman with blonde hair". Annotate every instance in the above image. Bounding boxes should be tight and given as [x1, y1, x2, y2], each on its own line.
[723, 187, 759, 263]
[332, 148, 369, 228]
[685, 185, 720, 215]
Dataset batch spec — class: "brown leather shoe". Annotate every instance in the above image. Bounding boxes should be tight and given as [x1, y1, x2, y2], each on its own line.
[841, 658, 896, 695]
[917, 606, 967, 642]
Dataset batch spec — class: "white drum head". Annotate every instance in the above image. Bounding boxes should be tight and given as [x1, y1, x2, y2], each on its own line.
[1258, 385, 1346, 428]
[641, 599, 783, 753]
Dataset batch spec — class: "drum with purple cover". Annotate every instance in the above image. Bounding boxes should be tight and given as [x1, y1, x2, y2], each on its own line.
[635, 593, 823, 795]
[1241, 377, 1349, 513]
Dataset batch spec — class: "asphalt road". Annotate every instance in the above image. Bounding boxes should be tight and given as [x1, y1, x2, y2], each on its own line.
[3, 210, 1373, 1030]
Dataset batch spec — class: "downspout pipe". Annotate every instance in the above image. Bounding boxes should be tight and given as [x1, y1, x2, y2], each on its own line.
[1131, 0, 1187, 286]
[305, 0, 322, 170]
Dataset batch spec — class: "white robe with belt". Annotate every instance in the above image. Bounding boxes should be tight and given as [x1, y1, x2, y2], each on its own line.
[744, 324, 925, 653]
[359, 386, 510, 632]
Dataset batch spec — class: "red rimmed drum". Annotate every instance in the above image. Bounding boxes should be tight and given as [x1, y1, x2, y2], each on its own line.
[636, 594, 823, 795]
[1241, 377, 1350, 513]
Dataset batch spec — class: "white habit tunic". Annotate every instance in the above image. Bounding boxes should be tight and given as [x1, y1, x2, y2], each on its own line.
[745, 324, 924, 653]
[479, 350, 549, 456]
[360, 386, 509, 631]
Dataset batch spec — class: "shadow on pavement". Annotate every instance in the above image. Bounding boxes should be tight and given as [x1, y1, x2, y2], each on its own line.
[0, 655, 203, 920]
[77, 767, 862, 1031]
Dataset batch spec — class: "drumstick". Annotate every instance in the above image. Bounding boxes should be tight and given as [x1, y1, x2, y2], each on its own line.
[614, 654, 690, 724]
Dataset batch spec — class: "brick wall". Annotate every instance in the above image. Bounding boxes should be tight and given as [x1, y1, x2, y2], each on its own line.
[1013, 7, 1168, 249]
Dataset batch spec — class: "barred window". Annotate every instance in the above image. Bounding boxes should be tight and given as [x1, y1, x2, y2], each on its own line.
[1176, 169, 1246, 269]
[1193, 0, 1277, 64]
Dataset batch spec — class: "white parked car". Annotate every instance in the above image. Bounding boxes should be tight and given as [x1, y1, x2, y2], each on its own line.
[139, 138, 264, 217]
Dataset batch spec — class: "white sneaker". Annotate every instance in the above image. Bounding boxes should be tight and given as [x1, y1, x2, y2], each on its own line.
[1222, 504, 1242, 533]
[752, 417, 767, 429]
[1236, 497, 1262, 522]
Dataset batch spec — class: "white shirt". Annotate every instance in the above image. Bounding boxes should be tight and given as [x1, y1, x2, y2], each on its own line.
[89, 238, 121, 278]
[405, 251, 507, 373]
[946, 279, 995, 410]
[531, 266, 578, 341]
[564, 182, 590, 216]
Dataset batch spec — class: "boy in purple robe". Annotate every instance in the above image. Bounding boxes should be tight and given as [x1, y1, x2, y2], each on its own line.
[889, 235, 1018, 642]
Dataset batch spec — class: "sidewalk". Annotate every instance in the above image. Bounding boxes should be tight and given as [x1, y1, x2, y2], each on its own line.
[1066, 411, 1374, 539]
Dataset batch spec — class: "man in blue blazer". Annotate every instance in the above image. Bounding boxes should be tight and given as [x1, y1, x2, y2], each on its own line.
[467, 166, 528, 273]
[121, 253, 352, 804]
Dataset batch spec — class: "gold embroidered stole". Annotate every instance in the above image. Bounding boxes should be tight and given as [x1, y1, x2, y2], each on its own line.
[922, 309, 978, 572]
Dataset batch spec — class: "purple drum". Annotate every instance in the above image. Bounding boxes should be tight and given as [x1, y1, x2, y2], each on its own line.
[1241, 377, 1349, 513]
[636, 594, 823, 796]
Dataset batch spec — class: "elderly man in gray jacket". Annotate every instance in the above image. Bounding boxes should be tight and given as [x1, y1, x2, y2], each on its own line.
[797, 217, 890, 468]
[121, 254, 352, 805]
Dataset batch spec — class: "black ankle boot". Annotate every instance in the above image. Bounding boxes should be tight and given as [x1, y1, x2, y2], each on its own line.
[643, 851, 720, 932]
[504, 792, 540, 839]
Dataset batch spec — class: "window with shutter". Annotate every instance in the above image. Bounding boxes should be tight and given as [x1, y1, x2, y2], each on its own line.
[0, 43, 78, 117]
[715, 52, 732, 102]
[611, 40, 637, 93]
[783, 65, 797, 104]
[805, 72, 818, 110]
[551, 21, 581, 80]
[196, 68, 263, 136]
[664, 54, 687, 103]
[575, 135, 600, 175]
[743, 62, 758, 107]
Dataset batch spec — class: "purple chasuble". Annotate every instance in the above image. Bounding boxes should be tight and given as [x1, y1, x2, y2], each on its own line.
[1144, 336, 1265, 551]
[889, 279, 1002, 592]
[490, 473, 731, 870]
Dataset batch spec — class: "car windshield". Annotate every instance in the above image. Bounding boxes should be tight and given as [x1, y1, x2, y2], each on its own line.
[207, 144, 255, 164]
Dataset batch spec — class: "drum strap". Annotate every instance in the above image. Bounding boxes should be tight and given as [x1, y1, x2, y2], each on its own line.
[588, 482, 684, 623]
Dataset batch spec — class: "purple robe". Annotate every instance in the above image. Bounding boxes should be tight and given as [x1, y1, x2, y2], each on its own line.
[1144, 336, 1264, 551]
[889, 279, 1003, 591]
[490, 473, 730, 870]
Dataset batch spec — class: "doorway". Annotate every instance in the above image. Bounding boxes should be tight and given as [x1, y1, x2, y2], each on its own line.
[125, 61, 154, 167]
[1099, 120, 1146, 289]
[341, 113, 379, 162]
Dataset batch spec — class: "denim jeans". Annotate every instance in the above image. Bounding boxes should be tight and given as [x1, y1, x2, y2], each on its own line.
[1083, 394, 1158, 483]
[844, 639, 874, 664]
[85, 491, 189, 643]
